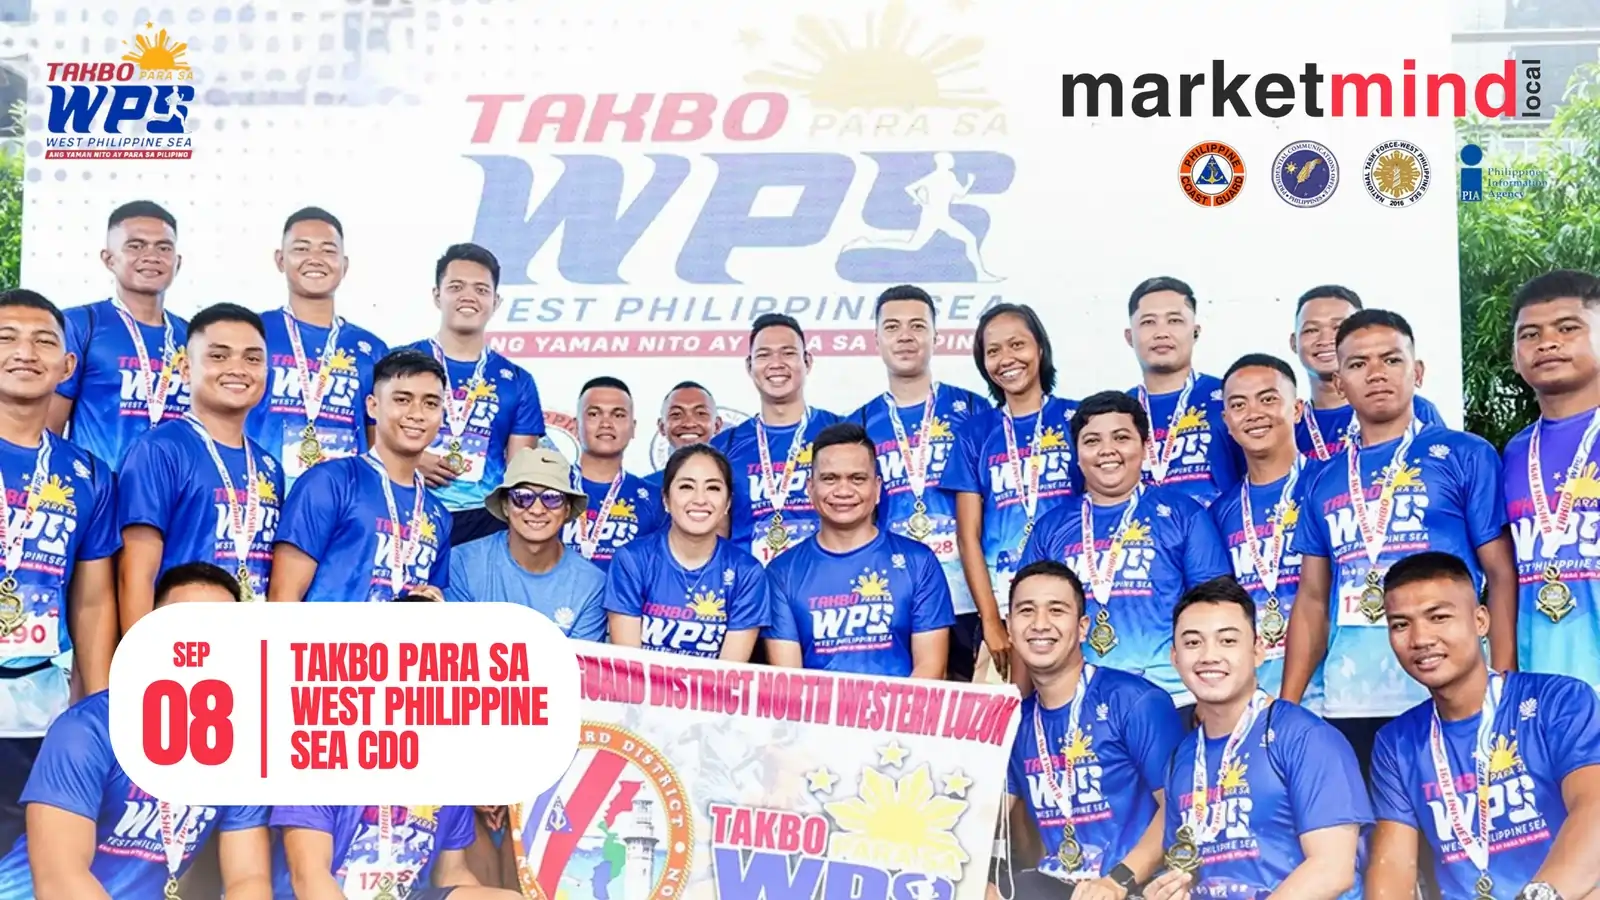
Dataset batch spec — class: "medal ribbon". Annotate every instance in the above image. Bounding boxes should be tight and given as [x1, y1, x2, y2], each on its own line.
[375, 804, 395, 897]
[1137, 372, 1197, 483]
[578, 472, 626, 560]
[1528, 410, 1600, 539]
[158, 800, 195, 888]
[1188, 690, 1272, 842]
[428, 340, 489, 442]
[883, 384, 939, 501]
[0, 435, 53, 580]
[185, 416, 262, 580]
[112, 298, 178, 426]
[364, 453, 428, 597]
[1345, 418, 1422, 567]
[1033, 665, 1096, 862]
[282, 310, 344, 429]
[1002, 403, 1047, 543]
[1304, 407, 1333, 462]
[1078, 489, 1145, 605]
[1239, 460, 1303, 597]
[755, 409, 810, 519]
[1428, 672, 1503, 873]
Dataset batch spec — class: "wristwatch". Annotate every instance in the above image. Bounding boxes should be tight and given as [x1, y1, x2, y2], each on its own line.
[1518, 883, 1563, 900]
[1108, 862, 1138, 892]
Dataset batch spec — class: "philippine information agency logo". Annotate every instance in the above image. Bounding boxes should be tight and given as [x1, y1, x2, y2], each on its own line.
[1458, 143, 1548, 203]
[1178, 141, 1245, 207]
[44, 24, 194, 160]
[1361, 140, 1430, 207]
[1272, 141, 1339, 208]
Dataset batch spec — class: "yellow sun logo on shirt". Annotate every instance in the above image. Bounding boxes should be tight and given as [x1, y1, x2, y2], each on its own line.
[35, 475, 75, 513]
[408, 805, 440, 825]
[326, 349, 358, 373]
[166, 347, 187, 374]
[1173, 407, 1208, 434]
[608, 499, 636, 521]
[853, 570, 891, 598]
[927, 417, 953, 441]
[1562, 463, 1600, 500]
[824, 764, 970, 882]
[1274, 499, 1300, 529]
[1037, 427, 1067, 449]
[412, 516, 437, 545]
[1119, 520, 1153, 545]
[255, 473, 277, 505]
[1220, 758, 1249, 792]
[1389, 463, 1424, 489]
[464, 380, 497, 403]
[1061, 728, 1095, 763]
[796, 443, 815, 466]
[1488, 736, 1521, 777]
[687, 591, 726, 620]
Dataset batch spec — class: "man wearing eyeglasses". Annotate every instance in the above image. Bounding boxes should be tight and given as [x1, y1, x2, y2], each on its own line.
[444, 447, 606, 643]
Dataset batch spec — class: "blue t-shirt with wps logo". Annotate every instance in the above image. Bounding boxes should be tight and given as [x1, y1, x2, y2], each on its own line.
[559, 473, 664, 572]
[59, 299, 192, 470]
[602, 529, 771, 658]
[711, 409, 843, 564]
[1127, 373, 1236, 508]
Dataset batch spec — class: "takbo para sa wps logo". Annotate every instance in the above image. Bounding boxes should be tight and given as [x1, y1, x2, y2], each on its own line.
[44, 23, 194, 160]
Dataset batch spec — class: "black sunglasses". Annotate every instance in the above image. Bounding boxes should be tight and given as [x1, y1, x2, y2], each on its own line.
[506, 487, 569, 511]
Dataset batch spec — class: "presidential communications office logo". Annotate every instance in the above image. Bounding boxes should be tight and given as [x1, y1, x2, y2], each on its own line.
[1178, 142, 1246, 208]
[1272, 141, 1339, 208]
[1362, 141, 1431, 207]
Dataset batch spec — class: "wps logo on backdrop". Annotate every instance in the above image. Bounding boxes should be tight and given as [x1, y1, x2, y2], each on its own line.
[43, 23, 195, 160]
[465, 1, 1014, 360]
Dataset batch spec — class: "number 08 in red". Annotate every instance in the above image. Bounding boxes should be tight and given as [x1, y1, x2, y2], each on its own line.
[141, 678, 236, 766]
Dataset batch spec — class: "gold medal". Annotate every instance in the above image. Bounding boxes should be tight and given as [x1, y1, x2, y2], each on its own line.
[907, 501, 933, 541]
[235, 563, 256, 602]
[1537, 563, 1575, 623]
[374, 873, 398, 900]
[297, 423, 323, 468]
[1359, 569, 1386, 623]
[1087, 608, 1117, 657]
[1259, 596, 1287, 648]
[1473, 874, 1494, 900]
[164, 875, 182, 900]
[1164, 824, 1202, 875]
[0, 577, 25, 637]
[1056, 823, 1083, 871]
[765, 517, 789, 551]
[444, 450, 467, 475]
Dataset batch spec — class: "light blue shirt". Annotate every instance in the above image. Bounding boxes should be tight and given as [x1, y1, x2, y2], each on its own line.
[446, 532, 607, 642]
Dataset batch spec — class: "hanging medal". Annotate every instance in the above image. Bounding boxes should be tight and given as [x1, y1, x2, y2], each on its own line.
[1346, 419, 1420, 624]
[112, 297, 179, 426]
[1079, 490, 1144, 658]
[1238, 461, 1302, 649]
[1429, 673, 1503, 900]
[365, 453, 428, 598]
[0, 436, 53, 637]
[1526, 411, 1600, 623]
[756, 410, 810, 553]
[158, 800, 195, 900]
[283, 310, 344, 470]
[1137, 373, 1197, 484]
[186, 416, 265, 601]
[1033, 665, 1096, 877]
[1187, 691, 1271, 842]
[577, 472, 625, 560]
[884, 386, 940, 542]
[1002, 402, 1047, 553]
[373, 805, 399, 900]
[429, 340, 489, 476]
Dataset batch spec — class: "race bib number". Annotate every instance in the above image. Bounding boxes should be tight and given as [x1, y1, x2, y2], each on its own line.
[1335, 581, 1385, 628]
[283, 423, 360, 479]
[0, 586, 61, 660]
[754, 519, 815, 566]
[927, 524, 959, 563]
[342, 863, 421, 900]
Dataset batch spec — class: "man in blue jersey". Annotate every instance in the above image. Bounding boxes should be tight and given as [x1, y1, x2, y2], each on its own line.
[854, 284, 989, 681]
[49, 201, 192, 468]
[765, 422, 954, 677]
[1020, 391, 1230, 714]
[646, 381, 723, 489]
[247, 207, 388, 497]
[1368, 551, 1600, 900]
[712, 313, 842, 563]
[997, 560, 1182, 900]
[1502, 270, 1600, 689]
[1210, 354, 1312, 704]
[1284, 308, 1516, 775]
[1123, 277, 1236, 506]
[1288, 284, 1444, 462]
[562, 376, 663, 571]
[270, 349, 453, 603]
[0, 562, 273, 900]
[119, 303, 283, 630]
[404, 243, 545, 547]
[1144, 576, 1368, 900]
[0, 290, 120, 853]
[275, 804, 520, 899]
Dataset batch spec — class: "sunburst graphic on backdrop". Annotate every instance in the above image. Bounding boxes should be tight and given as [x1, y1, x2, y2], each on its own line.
[122, 24, 191, 72]
[743, 0, 997, 110]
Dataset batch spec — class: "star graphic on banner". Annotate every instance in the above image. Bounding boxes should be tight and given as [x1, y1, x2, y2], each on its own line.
[806, 768, 839, 795]
[878, 741, 910, 768]
[942, 770, 973, 797]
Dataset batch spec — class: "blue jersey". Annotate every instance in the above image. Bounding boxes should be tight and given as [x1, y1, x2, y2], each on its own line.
[118, 419, 284, 601]
[559, 473, 664, 571]
[1164, 699, 1371, 897]
[602, 530, 771, 658]
[1208, 465, 1322, 707]
[274, 455, 452, 602]
[446, 535, 608, 642]
[1129, 373, 1235, 507]
[400, 340, 545, 512]
[1372, 673, 1600, 900]
[1007, 666, 1184, 880]
[712, 408, 843, 564]
[0, 692, 269, 899]
[764, 530, 955, 677]
[1502, 409, 1600, 688]
[59, 299, 192, 469]
[1019, 484, 1229, 699]
[1295, 422, 1506, 718]
[1297, 394, 1444, 462]
[852, 384, 990, 616]
[942, 396, 1083, 615]
[269, 805, 474, 898]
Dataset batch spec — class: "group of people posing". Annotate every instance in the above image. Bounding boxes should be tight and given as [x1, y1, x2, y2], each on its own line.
[0, 197, 1596, 900]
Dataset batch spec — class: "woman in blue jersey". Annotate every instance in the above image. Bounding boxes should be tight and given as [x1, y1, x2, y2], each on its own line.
[603, 444, 772, 660]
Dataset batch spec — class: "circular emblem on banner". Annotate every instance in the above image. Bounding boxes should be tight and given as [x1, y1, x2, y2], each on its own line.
[539, 411, 580, 463]
[1362, 140, 1430, 207]
[647, 407, 751, 470]
[1272, 140, 1339, 208]
[513, 722, 694, 900]
[1178, 141, 1246, 207]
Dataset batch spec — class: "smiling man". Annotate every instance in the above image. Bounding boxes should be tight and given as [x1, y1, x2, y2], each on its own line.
[562, 377, 663, 572]
[645, 381, 724, 490]
[247, 207, 388, 494]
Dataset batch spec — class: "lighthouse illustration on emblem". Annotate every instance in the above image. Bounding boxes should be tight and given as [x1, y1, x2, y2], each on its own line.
[622, 797, 658, 898]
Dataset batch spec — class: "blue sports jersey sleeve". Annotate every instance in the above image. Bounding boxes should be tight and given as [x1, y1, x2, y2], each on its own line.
[445, 550, 474, 603]
[1017, 505, 1066, 569]
[1368, 725, 1412, 825]
[1415, 395, 1445, 427]
[79, 454, 121, 560]
[1210, 428, 1243, 497]
[601, 545, 647, 617]
[1457, 436, 1509, 548]
[910, 546, 956, 632]
[57, 306, 90, 401]
[1125, 687, 1186, 789]
[569, 580, 609, 643]
[939, 419, 983, 496]
[1280, 710, 1373, 834]
[428, 517, 453, 590]
[726, 555, 772, 632]
[1290, 469, 1331, 559]
[1535, 676, 1600, 779]
[762, 562, 800, 642]
[1180, 497, 1232, 588]
[274, 463, 348, 560]
[116, 434, 180, 534]
[218, 805, 272, 830]
[19, 702, 109, 819]
[437, 807, 475, 851]
[270, 805, 337, 831]
[511, 371, 545, 436]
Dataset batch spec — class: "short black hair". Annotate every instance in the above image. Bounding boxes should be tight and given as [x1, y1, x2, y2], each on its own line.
[972, 303, 1057, 403]
[108, 200, 177, 234]
[580, 376, 631, 399]
[1336, 308, 1415, 349]
[1009, 559, 1086, 616]
[810, 422, 877, 464]
[1511, 269, 1600, 324]
[283, 206, 344, 238]
[1128, 276, 1196, 317]
[373, 348, 447, 389]
[154, 562, 241, 606]
[1172, 575, 1255, 633]
[1383, 551, 1478, 597]
[435, 242, 501, 289]
[1223, 353, 1298, 389]
[0, 289, 66, 331]
[1296, 284, 1363, 314]
[187, 303, 266, 343]
[662, 443, 733, 493]
[1070, 390, 1150, 444]
[875, 284, 936, 322]
[749, 313, 806, 348]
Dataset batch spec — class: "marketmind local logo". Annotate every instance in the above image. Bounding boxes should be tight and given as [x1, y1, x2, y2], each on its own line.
[466, 1, 1013, 361]
[1062, 59, 1544, 118]
[44, 24, 194, 160]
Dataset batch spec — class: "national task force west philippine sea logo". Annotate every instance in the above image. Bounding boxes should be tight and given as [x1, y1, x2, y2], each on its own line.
[1272, 140, 1339, 208]
[1362, 140, 1431, 207]
[43, 23, 195, 160]
[1178, 141, 1246, 207]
